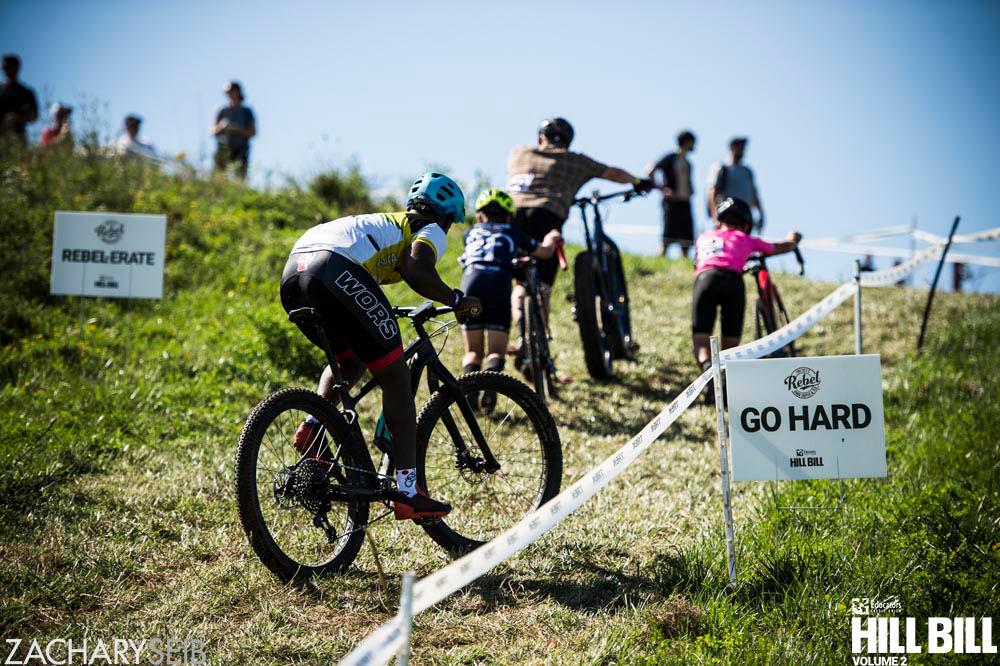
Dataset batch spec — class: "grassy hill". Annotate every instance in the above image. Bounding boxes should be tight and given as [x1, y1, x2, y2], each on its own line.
[2, 153, 998, 664]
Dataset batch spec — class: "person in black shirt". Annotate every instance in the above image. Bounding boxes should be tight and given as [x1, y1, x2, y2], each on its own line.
[212, 80, 256, 180]
[459, 188, 560, 379]
[0, 55, 39, 149]
[647, 130, 696, 257]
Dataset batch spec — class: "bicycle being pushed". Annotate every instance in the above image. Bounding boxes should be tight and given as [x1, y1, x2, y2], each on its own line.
[571, 186, 648, 379]
[514, 241, 568, 403]
[235, 303, 562, 582]
[744, 246, 805, 358]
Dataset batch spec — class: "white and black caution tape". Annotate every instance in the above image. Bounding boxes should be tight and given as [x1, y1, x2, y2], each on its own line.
[801, 225, 1000, 269]
[337, 235, 990, 666]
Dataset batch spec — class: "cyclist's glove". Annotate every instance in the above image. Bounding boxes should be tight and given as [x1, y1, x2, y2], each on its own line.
[633, 178, 655, 194]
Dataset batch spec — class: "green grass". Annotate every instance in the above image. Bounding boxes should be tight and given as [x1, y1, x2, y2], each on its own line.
[1, 152, 998, 664]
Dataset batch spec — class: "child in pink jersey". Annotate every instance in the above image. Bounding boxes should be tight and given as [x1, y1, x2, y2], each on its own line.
[691, 198, 801, 400]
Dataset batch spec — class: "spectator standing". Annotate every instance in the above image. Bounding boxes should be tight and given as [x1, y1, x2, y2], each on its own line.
[706, 137, 765, 229]
[212, 81, 255, 180]
[647, 130, 697, 257]
[0, 54, 39, 149]
[112, 115, 158, 161]
[40, 104, 73, 149]
[506, 117, 650, 328]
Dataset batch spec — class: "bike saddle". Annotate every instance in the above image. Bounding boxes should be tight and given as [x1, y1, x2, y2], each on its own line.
[287, 307, 322, 327]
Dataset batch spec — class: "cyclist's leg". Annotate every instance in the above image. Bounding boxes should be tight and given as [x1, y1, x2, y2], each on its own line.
[691, 269, 721, 366]
[522, 208, 563, 324]
[485, 326, 509, 371]
[281, 253, 367, 399]
[462, 329, 484, 371]
[460, 270, 487, 372]
[718, 270, 746, 349]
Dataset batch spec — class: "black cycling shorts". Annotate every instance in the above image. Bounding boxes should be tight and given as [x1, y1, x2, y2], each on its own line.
[513, 206, 565, 286]
[691, 268, 746, 337]
[280, 250, 403, 371]
[460, 267, 513, 332]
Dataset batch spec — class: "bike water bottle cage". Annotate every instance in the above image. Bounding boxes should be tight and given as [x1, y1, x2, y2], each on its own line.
[406, 171, 466, 226]
[474, 188, 516, 215]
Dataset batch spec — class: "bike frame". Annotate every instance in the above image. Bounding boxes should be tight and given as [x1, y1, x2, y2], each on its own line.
[313, 304, 501, 482]
[573, 190, 635, 335]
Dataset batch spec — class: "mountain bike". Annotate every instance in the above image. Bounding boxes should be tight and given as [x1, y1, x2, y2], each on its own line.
[235, 303, 562, 582]
[571, 187, 646, 380]
[515, 243, 568, 403]
[744, 247, 804, 358]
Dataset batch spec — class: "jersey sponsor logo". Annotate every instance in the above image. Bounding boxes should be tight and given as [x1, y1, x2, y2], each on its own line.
[333, 270, 399, 340]
[506, 173, 534, 193]
[296, 253, 315, 272]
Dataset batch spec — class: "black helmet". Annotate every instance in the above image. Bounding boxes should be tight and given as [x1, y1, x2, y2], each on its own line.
[717, 197, 753, 230]
[539, 117, 574, 147]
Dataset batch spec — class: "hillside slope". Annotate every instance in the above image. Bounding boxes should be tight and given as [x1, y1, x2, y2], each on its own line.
[2, 154, 997, 664]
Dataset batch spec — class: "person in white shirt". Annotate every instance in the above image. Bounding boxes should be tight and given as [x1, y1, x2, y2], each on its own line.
[706, 137, 766, 229]
[112, 115, 157, 161]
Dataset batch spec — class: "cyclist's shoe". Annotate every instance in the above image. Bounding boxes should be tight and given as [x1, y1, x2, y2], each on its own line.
[293, 419, 332, 463]
[480, 390, 497, 412]
[393, 486, 452, 521]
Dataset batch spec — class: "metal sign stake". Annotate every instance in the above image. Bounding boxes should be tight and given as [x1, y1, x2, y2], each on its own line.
[397, 571, 416, 666]
[854, 260, 863, 355]
[710, 336, 737, 585]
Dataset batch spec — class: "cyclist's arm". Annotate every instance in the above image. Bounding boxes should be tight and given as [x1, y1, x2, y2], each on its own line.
[530, 230, 561, 260]
[767, 232, 802, 256]
[399, 241, 454, 303]
[600, 166, 639, 184]
[707, 186, 719, 219]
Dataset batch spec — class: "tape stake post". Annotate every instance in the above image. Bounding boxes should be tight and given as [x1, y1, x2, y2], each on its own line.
[711, 336, 737, 585]
[398, 571, 416, 666]
[854, 259, 863, 355]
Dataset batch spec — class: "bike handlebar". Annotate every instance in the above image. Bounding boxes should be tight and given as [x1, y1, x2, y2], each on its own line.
[793, 247, 805, 275]
[392, 303, 454, 321]
[573, 187, 646, 207]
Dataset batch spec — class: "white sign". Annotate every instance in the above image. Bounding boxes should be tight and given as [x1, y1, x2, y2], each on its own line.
[726, 354, 886, 480]
[50, 211, 166, 299]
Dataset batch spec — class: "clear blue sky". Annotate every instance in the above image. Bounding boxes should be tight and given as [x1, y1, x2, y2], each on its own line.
[3, 0, 998, 291]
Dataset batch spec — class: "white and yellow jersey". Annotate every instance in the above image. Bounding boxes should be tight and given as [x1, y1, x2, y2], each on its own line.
[291, 212, 447, 284]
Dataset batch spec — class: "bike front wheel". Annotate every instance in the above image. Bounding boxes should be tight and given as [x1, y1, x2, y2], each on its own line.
[416, 371, 562, 555]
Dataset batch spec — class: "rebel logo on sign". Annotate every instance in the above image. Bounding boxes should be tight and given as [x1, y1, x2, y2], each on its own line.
[784, 367, 821, 398]
[95, 220, 124, 244]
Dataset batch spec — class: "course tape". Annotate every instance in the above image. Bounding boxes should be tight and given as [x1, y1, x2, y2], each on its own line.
[338, 235, 986, 666]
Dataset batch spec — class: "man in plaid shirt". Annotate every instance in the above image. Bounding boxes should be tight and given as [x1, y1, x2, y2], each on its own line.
[506, 117, 651, 333]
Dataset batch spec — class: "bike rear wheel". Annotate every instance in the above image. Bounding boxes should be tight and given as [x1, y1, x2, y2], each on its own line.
[574, 251, 614, 379]
[755, 295, 795, 358]
[524, 293, 552, 402]
[416, 372, 562, 555]
[604, 242, 634, 360]
[235, 388, 372, 582]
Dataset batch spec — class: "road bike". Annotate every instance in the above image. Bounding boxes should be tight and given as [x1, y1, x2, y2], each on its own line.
[515, 243, 568, 403]
[744, 247, 805, 358]
[235, 303, 562, 582]
[571, 187, 646, 380]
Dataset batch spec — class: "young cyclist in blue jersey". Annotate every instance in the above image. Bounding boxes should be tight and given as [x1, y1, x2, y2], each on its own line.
[458, 188, 561, 387]
[280, 172, 482, 521]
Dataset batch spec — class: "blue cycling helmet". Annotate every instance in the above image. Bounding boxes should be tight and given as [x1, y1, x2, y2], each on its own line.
[406, 171, 466, 225]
